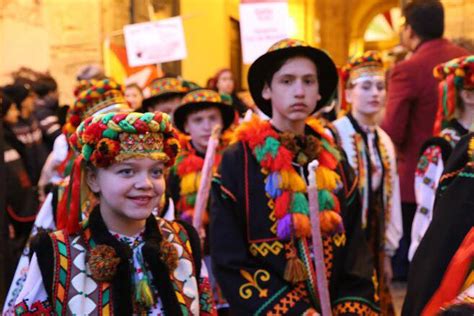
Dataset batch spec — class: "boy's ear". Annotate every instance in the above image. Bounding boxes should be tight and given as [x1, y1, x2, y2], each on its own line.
[183, 120, 189, 134]
[262, 83, 271, 101]
[86, 167, 100, 194]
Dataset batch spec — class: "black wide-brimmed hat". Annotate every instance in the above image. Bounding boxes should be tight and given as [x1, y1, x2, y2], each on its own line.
[248, 38, 338, 117]
[142, 77, 199, 110]
[173, 89, 236, 134]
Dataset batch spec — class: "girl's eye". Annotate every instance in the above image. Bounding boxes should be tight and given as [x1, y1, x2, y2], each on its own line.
[151, 168, 164, 178]
[118, 168, 134, 176]
[377, 83, 386, 90]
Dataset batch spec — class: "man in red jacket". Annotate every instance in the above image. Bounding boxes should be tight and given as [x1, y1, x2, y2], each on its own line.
[381, 0, 469, 281]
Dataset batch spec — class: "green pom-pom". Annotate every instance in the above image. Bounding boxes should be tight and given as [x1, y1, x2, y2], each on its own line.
[186, 193, 196, 206]
[318, 189, 335, 210]
[290, 192, 309, 215]
[82, 144, 93, 161]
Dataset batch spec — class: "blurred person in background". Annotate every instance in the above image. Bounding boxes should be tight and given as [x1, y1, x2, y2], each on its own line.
[381, 0, 469, 281]
[32, 74, 62, 151]
[124, 83, 144, 111]
[1, 91, 39, 287]
[142, 77, 199, 118]
[3, 83, 49, 186]
[207, 68, 247, 118]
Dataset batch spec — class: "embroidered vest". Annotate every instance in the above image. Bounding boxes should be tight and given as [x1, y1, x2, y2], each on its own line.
[48, 218, 200, 315]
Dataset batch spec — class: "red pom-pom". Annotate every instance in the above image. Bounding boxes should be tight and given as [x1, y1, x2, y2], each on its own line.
[274, 191, 291, 219]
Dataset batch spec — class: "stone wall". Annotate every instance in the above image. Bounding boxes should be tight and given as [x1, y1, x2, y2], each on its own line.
[442, 0, 474, 51]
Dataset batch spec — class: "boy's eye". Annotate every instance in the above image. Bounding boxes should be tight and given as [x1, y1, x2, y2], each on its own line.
[304, 78, 316, 84]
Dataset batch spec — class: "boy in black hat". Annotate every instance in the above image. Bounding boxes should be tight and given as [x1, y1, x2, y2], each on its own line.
[168, 88, 235, 312]
[142, 77, 199, 116]
[210, 39, 379, 315]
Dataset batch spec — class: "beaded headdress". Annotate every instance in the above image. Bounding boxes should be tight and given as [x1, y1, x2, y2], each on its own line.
[339, 50, 385, 113]
[433, 55, 474, 134]
[60, 111, 180, 233]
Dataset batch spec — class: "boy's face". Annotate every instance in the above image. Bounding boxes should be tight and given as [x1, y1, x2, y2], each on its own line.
[262, 56, 320, 123]
[86, 158, 165, 229]
[184, 106, 223, 153]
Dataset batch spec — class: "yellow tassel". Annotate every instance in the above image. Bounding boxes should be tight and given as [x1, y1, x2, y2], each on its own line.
[180, 172, 200, 195]
[316, 166, 341, 191]
[284, 247, 308, 284]
[280, 170, 306, 191]
[135, 278, 155, 308]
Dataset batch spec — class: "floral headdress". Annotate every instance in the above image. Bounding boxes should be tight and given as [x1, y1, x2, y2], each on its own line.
[63, 79, 130, 136]
[59, 111, 180, 233]
[339, 50, 385, 113]
[433, 55, 474, 134]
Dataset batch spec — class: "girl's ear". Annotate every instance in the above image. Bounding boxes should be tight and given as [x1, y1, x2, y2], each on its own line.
[345, 88, 353, 104]
[85, 166, 100, 194]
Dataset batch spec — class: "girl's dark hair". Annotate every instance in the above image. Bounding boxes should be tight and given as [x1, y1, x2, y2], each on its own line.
[403, 0, 444, 41]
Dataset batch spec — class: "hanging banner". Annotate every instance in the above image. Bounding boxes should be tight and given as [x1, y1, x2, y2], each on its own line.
[123, 16, 187, 67]
[239, 1, 290, 64]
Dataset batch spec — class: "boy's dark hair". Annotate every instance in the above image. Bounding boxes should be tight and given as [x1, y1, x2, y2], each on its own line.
[263, 54, 318, 88]
[144, 92, 183, 112]
[33, 75, 58, 97]
[403, 0, 444, 41]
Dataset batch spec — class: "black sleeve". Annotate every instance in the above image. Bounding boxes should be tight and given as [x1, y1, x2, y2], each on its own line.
[328, 158, 380, 313]
[31, 231, 55, 303]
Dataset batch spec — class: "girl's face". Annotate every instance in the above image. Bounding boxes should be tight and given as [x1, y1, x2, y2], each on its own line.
[87, 158, 165, 234]
[346, 76, 386, 116]
[125, 86, 144, 110]
[4, 103, 20, 125]
[460, 88, 474, 107]
[216, 70, 234, 95]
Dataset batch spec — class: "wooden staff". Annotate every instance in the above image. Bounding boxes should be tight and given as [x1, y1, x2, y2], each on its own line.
[307, 160, 332, 316]
[193, 125, 222, 234]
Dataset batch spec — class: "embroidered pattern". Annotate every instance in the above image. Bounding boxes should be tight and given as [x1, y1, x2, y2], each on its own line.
[332, 300, 380, 315]
[14, 300, 52, 315]
[249, 241, 284, 257]
[323, 236, 334, 280]
[239, 269, 270, 299]
[51, 231, 71, 316]
[199, 277, 214, 315]
[266, 283, 309, 315]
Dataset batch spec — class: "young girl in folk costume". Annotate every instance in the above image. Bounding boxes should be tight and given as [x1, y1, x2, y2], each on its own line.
[210, 39, 379, 315]
[167, 89, 235, 313]
[14, 112, 216, 315]
[404, 132, 474, 315]
[409, 55, 474, 261]
[329, 51, 403, 315]
[3, 79, 133, 315]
